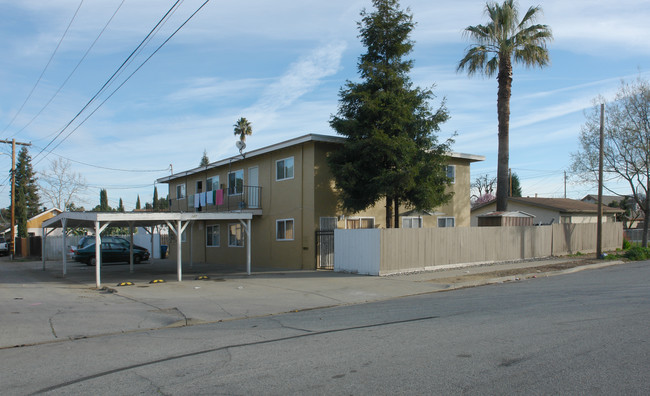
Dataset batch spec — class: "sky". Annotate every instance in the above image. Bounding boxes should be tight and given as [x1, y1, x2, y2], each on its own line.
[0, 0, 649, 211]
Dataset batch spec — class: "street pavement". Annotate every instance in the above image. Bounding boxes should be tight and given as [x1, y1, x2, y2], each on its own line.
[0, 255, 624, 349]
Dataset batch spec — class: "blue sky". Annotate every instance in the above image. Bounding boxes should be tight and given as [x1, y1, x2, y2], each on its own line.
[0, 0, 649, 211]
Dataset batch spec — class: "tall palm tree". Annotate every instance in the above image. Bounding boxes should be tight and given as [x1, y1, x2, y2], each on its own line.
[233, 117, 253, 142]
[458, 0, 552, 211]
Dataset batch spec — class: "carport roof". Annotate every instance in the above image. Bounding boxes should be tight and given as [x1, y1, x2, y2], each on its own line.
[42, 211, 253, 229]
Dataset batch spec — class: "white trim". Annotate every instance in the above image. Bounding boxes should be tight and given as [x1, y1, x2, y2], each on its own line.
[402, 217, 423, 228]
[276, 157, 295, 181]
[276, 218, 295, 241]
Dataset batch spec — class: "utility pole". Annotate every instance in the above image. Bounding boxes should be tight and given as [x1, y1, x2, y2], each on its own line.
[596, 104, 604, 258]
[0, 139, 32, 259]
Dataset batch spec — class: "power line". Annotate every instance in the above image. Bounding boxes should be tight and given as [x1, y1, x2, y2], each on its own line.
[2, 0, 85, 135]
[13, 0, 126, 140]
[43, 0, 212, 159]
[32, 0, 185, 163]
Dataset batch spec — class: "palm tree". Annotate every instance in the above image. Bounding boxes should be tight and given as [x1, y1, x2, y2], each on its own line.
[233, 117, 253, 142]
[458, 0, 552, 211]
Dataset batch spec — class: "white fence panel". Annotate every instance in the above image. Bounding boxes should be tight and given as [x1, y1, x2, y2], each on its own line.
[334, 229, 380, 275]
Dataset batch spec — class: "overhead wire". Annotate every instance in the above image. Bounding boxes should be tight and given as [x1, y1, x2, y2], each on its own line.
[2, 0, 85, 135]
[32, 0, 185, 163]
[15, 0, 126, 141]
[38, 0, 212, 162]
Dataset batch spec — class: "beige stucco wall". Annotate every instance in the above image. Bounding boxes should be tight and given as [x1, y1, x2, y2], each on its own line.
[165, 140, 478, 270]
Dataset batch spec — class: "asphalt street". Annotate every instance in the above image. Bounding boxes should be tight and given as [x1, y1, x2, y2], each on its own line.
[1, 259, 648, 395]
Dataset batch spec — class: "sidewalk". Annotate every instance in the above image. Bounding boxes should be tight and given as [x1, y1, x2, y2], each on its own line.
[0, 256, 624, 349]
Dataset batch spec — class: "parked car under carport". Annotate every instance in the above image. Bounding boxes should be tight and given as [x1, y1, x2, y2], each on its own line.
[74, 241, 150, 266]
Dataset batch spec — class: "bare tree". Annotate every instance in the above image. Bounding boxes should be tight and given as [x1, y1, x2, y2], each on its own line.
[39, 158, 87, 211]
[571, 77, 650, 246]
[471, 173, 497, 201]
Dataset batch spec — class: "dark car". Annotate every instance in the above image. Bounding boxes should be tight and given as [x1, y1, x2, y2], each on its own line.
[76, 236, 147, 251]
[73, 239, 150, 266]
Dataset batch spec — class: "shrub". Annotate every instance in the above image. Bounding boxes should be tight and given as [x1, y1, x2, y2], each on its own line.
[624, 246, 650, 261]
[622, 239, 632, 250]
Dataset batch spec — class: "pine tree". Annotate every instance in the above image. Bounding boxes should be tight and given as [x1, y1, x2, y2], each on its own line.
[99, 189, 110, 211]
[328, 0, 452, 228]
[136, 195, 141, 210]
[118, 198, 125, 212]
[16, 185, 28, 238]
[153, 186, 159, 211]
[13, 146, 40, 219]
[200, 150, 209, 167]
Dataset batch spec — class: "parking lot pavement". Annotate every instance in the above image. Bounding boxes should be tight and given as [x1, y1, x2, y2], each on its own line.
[0, 255, 623, 349]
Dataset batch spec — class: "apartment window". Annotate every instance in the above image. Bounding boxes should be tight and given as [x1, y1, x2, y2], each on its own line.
[346, 217, 374, 229]
[402, 217, 423, 228]
[276, 157, 294, 181]
[228, 223, 244, 247]
[196, 180, 203, 193]
[276, 219, 294, 241]
[207, 176, 219, 192]
[228, 170, 244, 195]
[176, 184, 186, 200]
[206, 225, 220, 247]
[445, 165, 456, 184]
[438, 217, 455, 228]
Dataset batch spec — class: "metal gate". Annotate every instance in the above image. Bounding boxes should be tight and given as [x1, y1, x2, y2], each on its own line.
[316, 230, 334, 270]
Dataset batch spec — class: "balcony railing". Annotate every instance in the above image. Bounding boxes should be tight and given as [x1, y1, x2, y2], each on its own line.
[187, 185, 262, 213]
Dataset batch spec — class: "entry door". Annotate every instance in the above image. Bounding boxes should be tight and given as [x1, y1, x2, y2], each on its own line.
[248, 166, 259, 208]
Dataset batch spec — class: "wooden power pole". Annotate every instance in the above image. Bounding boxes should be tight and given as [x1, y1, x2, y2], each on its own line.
[0, 139, 32, 259]
[596, 104, 604, 258]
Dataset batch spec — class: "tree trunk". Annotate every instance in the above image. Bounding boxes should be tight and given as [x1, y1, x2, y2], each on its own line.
[496, 56, 513, 212]
[394, 197, 400, 228]
[643, 193, 649, 248]
[385, 199, 393, 228]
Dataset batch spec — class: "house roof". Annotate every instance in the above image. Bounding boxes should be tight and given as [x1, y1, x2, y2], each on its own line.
[157, 133, 485, 183]
[472, 197, 624, 214]
[581, 194, 629, 206]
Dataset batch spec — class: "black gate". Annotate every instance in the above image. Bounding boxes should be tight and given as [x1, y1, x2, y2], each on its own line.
[316, 230, 334, 270]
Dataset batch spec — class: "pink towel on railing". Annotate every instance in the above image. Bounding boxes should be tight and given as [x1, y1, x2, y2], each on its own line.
[214, 189, 224, 205]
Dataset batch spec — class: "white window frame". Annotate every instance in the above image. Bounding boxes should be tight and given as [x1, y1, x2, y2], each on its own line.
[445, 165, 456, 184]
[228, 223, 244, 247]
[402, 217, 423, 228]
[346, 217, 375, 229]
[276, 219, 295, 241]
[206, 224, 220, 247]
[176, 184, 186, 200]
[438, 217, 455, 228]
[228, 169, 244, 196]
[276, 157, 294, 181]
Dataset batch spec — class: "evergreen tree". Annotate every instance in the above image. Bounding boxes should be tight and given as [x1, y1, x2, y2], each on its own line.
[509, 172, 522, 197]
[13, 146, 40, 219]
[99, 189, 110, 211]
[199, 150, 210, 167]
[16, 185, 28, 238]
[328, 0, 452, 228]
[118, 198, 125, 212]
[136, 195, 141, 210]
[153, 186, 159, 210]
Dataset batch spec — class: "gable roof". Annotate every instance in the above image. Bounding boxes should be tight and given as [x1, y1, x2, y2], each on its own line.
[581, 194, 629, 206]
[157, 133, 485, 183]
[472, 197, 624, 214]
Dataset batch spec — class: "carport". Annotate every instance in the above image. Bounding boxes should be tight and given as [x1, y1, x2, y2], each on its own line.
[41, 211, 254, 288]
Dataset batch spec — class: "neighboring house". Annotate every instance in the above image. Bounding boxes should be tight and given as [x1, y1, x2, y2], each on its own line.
[157, 134, 484, 270]
[3, 208, 63, 238]
[471, 197, 623, 226]
[581, 194, 643, 229]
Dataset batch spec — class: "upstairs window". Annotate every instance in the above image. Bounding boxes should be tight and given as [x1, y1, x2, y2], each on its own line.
[228, 170, 244, 195]
[445, 165, 456, 184]
[176, 184, 186, 200]
[276, 157, 294, 181]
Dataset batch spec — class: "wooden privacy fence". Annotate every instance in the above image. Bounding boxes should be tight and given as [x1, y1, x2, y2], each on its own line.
[334, 223, 624, 276]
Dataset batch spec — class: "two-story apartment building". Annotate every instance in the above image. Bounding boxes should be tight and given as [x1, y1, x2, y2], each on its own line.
[157, 134, 484, 270]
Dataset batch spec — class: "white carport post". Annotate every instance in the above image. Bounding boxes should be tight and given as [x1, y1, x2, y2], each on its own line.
[41, 226, 46, 270]
[167, 219, 189, 282]
[60, 218, 67, 275]
[94, 221, 110, 288]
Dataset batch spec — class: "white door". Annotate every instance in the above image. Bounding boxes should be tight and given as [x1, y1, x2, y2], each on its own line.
[248, 166, 259, 208]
